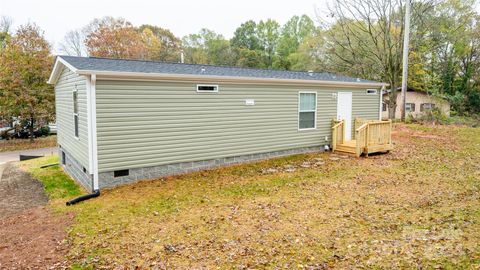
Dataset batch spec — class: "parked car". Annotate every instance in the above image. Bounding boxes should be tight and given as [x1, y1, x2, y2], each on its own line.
[13, 125, 50, 139]
[0, 127, 15, 139]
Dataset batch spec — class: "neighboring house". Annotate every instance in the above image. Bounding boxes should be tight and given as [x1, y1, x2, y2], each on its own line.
[382, 88, 450, 119]
[48, 56, 387, 191]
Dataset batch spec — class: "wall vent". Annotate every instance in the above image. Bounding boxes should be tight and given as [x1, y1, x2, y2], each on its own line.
[114, 169, 129, 178]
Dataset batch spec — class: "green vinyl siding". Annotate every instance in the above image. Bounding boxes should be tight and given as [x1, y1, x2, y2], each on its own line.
[55, 68, 89, 170]
[341, 90, 381, 138]
[95, 80, 380, 172]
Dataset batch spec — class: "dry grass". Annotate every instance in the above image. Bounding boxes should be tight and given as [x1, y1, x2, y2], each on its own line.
[0, 136, 57, 152]
[39, 124, 480, 269]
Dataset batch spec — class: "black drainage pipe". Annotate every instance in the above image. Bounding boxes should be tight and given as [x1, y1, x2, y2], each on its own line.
[40, 163, 59, 168]
[66, 190, 100, 206]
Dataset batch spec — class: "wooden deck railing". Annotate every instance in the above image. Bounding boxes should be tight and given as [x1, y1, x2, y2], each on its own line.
[331, 119, 345, 151]
[355, 123, 368, 157]
[354, 119, 393, 156]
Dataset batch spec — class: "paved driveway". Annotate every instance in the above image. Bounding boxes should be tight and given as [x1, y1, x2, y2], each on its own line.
[0, 147, 57, 164]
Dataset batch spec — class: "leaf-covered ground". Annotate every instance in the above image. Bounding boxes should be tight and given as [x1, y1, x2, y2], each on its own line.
[0, 135, 57, 152]
[33, 124, 480, 269]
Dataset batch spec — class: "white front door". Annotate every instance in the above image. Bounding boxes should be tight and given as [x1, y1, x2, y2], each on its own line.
[337, 92, 353, 141]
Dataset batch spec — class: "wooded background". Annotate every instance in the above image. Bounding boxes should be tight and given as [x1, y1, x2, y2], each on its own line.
[1, 0, 479, 129]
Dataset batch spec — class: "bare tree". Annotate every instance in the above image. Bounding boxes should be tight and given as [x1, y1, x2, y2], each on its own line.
[319, 0, 435, 119]
[0, 16, 13, 49]
[0, 15, 13, 33]
[58, 29, 87, 56]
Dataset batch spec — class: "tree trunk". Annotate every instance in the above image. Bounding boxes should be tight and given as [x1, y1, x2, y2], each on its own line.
[388, 103, 397, 119]
[29, 115, 34, 142]
[388, 81, 398, 120]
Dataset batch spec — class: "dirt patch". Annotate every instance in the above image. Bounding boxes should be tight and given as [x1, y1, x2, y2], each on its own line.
[0, 162, 48, 218]
[0, 162, 74, 268]
[0, 207, 74, 269]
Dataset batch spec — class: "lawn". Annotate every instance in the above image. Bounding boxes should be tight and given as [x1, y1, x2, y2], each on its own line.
[0, 135, 57, 152]
[22, 124, 480, 269]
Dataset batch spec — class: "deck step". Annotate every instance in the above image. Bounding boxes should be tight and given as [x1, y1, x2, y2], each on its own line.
[335, 144, 356, 154]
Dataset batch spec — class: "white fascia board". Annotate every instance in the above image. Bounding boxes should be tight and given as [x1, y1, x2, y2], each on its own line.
[47, 57, 79, 84]
[76, 70, 389, 88]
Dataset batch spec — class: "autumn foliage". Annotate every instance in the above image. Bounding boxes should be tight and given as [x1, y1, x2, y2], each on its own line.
[84, 17, 182, 61]
[0, 23, 54, 140]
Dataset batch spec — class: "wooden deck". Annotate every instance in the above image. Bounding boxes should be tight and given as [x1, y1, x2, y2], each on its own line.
[332, 119, 393, 157]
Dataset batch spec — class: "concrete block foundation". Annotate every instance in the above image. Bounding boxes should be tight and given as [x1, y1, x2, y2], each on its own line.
[97, 145, 325, 189]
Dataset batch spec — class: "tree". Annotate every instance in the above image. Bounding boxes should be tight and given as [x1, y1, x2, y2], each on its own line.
[257, 19, 280, 68]
[139, 27, 162, 61]
[0, 16, 12, 49]
[321, 0, 434, 119]
[0, 23, 54, 141]
[182, 29, 235, 65]
[287, 30, 327, 71]
[231, 20, 261, 51]
[235, 48, 265, 68]
[182, 32, 209, 64]
[275, 15, 316, 70]
[402, 0, 480, 115]
[230, 20, 263, 68]
[85, 17, 146, 59]
[138, 25, 182, 61]
[59, 29, 87, 56]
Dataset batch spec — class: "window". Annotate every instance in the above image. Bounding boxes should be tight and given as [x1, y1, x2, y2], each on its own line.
[114, 169, 129, 177]
[420, 103, 435, 112]
[406, 103, 416, 112]
[197, 84, 218, 92]
[382, 102, 387, 112]
[73, 89, 79, 138]
[298, 92, 317, 130]
[366, 89, 378, 95]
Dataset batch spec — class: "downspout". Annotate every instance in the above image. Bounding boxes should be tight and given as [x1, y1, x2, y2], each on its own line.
[90, 74, 100, 192]
[66, 74, 100, 206]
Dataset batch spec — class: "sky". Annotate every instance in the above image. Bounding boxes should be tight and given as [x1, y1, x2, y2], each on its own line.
[1, 0, 328, 53]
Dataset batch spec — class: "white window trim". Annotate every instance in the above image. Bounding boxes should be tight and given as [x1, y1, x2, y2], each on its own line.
[73, 88, 79, 140]
[298, 91, 317, 131]
[196, 84, 219, 93]
[366, 89, 378, 95]
[406, 103, 415, 112]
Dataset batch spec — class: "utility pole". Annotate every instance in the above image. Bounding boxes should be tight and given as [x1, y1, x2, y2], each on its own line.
[400, 0, 411, 122]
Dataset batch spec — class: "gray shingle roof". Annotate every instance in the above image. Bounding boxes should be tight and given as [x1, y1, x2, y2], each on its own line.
[59, 55, 381, 84]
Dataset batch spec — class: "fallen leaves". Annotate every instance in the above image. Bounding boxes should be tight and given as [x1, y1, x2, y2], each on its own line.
[54, 124, 480, 268]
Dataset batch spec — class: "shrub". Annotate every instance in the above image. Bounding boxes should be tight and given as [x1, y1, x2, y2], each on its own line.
[414, 108, 449, 125]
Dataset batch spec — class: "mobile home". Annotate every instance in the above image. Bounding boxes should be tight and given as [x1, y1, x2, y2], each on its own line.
[48, 56, 387, 191]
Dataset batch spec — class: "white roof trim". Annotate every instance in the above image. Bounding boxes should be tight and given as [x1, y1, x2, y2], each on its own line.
[75, 70, 388, 88]
[47, 57, 79, 84]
